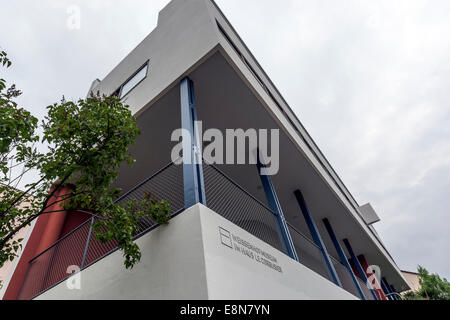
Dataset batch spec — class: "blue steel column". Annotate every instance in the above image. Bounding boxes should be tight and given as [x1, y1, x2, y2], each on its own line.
[257, 161, 298, 261]
[294, 190, 342, 287]
[180, 77, 206, 208]
[387, 282, 399, 300]
[381, 278, 393, 300]
[322, 218, 366, 300]
[343, 238, 379, 300]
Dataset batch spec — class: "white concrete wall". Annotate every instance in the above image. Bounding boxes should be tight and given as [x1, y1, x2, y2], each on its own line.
[36, 204, 357, 300]
[198, 205, 357, 300]
[90, 0, 220, 116]
[402, 272, 421, 293]
[36, 205, 209, 300]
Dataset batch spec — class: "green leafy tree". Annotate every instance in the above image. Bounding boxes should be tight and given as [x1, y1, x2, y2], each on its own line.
[0, 50, 171, 281]
[403, 266, 450, 300]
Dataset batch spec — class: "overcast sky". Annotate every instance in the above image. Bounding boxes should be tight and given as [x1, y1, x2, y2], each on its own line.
[1, 0, 449, 280]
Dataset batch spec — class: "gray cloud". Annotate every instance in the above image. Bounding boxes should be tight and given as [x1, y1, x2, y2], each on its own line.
[1, 0, 449, 279]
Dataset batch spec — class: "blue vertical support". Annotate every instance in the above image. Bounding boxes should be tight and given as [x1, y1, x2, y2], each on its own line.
[257, 160, 298, 261]
[322, 218, 366, 300]
[343, 238, 379, 300]
[294, 190, 342, 287]
[388, 283, 399, 300]
[381, 278, 393, 300]
[180, 77, 206, 208]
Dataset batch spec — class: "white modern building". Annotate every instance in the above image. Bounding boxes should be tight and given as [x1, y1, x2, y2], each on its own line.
[3, 0, 409, 300]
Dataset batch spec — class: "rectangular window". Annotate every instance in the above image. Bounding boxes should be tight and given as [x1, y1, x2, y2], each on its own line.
[115, 61, 149, 99]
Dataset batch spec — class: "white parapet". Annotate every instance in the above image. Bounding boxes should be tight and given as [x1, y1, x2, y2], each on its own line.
[36, 204, 357, 300]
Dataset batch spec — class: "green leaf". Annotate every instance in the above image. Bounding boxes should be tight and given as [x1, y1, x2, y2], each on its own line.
[0, 58, 163, 270]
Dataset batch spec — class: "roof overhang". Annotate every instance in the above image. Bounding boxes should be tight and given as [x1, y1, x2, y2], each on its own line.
[114, 45, 409, 291]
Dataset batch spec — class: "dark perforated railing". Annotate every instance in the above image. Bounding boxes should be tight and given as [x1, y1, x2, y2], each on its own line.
[17, 159, 369, 300]
[288, 222, 376, 300]
[16, 220, 92, 300]
[286, 222, 332, 281]
[202, 162, 284, 252]
[17, 161, 184, 300]
[357, 275, 378, 300]
[329, 255, 362, 299]
[18, 160, 284, 300]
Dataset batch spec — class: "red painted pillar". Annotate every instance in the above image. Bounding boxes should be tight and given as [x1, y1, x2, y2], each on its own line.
[33, 186, 71, 255]
[358, 255, 387, 300]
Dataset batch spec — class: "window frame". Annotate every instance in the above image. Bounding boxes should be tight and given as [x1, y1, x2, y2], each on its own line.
[113, 60, 149, 99]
